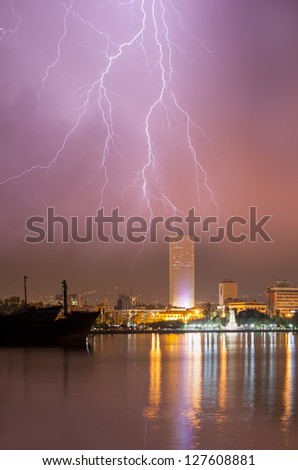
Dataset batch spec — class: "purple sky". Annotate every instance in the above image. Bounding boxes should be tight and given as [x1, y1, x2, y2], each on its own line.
[1, 0, 298, 304]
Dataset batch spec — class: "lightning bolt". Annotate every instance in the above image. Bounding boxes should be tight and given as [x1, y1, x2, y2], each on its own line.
[1, 0, 219, 219]
[0, 0, 21, 41]
[123, 0, 218, 220]
[37, 0, 75, 105]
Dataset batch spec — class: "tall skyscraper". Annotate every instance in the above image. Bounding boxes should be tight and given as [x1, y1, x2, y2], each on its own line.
[169, 235, 195, 308]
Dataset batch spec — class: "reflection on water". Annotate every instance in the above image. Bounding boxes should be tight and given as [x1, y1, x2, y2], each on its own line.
[217, 334, 227, 423]
[281, 334, 295, 443]
[243, 333, 255, 421]
[144, 334, 161, 426]
[0, 333, 297, 450]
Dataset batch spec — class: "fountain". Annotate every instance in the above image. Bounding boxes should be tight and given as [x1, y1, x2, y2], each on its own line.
[226, 309, 238, 330]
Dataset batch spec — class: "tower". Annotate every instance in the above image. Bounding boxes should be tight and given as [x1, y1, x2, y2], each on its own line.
[218, 280, 238, 316]
[169, 235, 195, 308]
[219, 280, 238, 305]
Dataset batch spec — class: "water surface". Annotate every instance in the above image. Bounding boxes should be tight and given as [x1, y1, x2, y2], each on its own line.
[0, 332, 297, 450]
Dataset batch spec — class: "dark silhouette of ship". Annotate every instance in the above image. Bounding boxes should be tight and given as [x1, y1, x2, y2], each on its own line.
[0, 279, 99, 347]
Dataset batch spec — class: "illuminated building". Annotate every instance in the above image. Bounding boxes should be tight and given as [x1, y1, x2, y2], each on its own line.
[227, 301, 267, 314]
[267, 281, 298, 317]
[169, 236, 195, 308]
[113, 307, 203, 325]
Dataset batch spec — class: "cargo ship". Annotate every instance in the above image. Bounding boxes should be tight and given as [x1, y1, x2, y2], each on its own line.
[0, 280, 99, 347]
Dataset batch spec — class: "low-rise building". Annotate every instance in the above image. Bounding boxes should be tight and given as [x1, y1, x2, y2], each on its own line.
[112, 307, 204, 325]
[267, 281, 298, 317]
[227, 300, 267, 315]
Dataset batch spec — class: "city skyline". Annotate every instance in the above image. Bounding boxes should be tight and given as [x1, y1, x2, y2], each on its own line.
[6, 271, 298, 314]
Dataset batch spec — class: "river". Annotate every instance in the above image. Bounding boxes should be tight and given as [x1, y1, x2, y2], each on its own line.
[0, 332, 297, 450]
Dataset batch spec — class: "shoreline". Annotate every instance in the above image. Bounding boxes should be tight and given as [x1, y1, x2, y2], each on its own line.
[92, 328, 297, 335]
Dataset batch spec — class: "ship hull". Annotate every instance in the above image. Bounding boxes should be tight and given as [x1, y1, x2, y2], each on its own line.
[0, 308, 98, 347]
[49, 311, 99, 347]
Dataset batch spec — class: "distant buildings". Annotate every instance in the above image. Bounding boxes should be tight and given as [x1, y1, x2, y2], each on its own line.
[267, 281, 298, 317]
[105, 285, 120, 311]
[220, 279, 298, 317]
[169, 235, 195, 309]
[218, 281, 267, 317]
[101, 252, 298, 323]
[55, 292, 81, 308]
[227, 300, 267, 315]
[116, 294, 138, 311]
[218, 280, 238, 315]
[113, 307, 204, 326]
